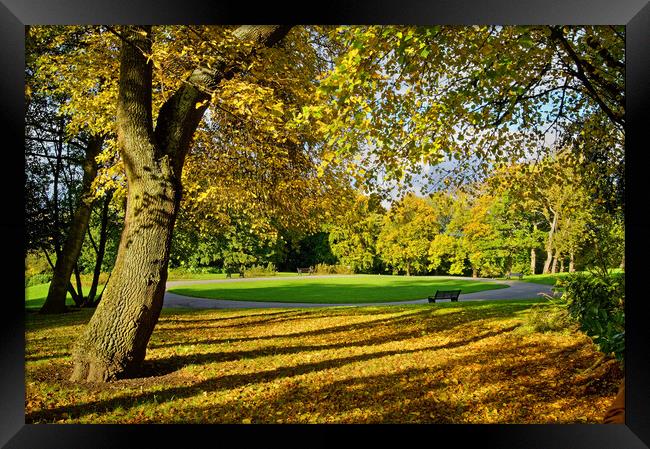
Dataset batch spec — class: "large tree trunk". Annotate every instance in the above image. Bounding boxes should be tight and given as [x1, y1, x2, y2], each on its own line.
[71, 25, 291, 382]
[40, 136, 104, 314]
[70, 151, 181, 381]
[551, 251, 558, 274]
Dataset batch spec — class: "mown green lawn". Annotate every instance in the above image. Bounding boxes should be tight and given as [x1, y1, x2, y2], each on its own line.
[24, 299, 622, 424]
[520, 269, 624, 287]
[24, 283, 87, 310]
[520, 273, 573, 286]
[168, 275, 509, 304]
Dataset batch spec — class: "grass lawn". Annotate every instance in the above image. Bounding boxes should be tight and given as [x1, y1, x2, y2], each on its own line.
[521, 269, 625, 287]
[25, 270, 300, 308]
[24, 283, 102, 310]
[168, 275, 509, 304]
[520, 273, 573, 286]
[25, 299, 622, 424]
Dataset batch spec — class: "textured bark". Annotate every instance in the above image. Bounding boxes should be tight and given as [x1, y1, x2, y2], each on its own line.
[542, 210, 558, 274]
[71, 25, 291, 382]
[551, 251, 558, 274]
[530, 247, 537, 275]
[40, 136, 104, 314]
[569, 251, 575, 272]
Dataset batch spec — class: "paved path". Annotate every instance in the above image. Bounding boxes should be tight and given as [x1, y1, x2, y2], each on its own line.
[163, 275, 557, 310]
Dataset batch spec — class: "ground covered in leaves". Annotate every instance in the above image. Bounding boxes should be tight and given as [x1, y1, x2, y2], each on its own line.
[25, 299, 622, 424]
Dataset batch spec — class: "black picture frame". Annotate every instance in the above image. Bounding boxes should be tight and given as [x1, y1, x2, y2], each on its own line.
[3, 0, 649, 447]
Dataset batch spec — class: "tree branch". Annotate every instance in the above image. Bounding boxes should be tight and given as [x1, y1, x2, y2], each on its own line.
[549, 26, 624, 129]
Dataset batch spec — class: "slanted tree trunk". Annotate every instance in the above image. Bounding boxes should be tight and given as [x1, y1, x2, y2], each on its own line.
[71, 25, 291, 382]
[72, 262, 84, 306]
[530, 247, 537, 275]
[543, 210, 558, 274]
[85, 190, 114, 306]
[551, 250, 559, 274]
[40, 135, 104, 314]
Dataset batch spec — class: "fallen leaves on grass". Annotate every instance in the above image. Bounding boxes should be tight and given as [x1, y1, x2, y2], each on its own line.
[24, 301, 622, 424]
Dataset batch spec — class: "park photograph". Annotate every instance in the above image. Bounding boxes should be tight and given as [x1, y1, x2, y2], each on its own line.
[24, 23, 628, 427]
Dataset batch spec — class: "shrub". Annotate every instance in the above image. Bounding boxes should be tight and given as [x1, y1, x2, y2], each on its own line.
[244, 263, 277, 277]
[25, 251, 52, 283]
[173, 266, 221, 275]
[312, 263, 354, 275]
[559, 272, 625, 360]
[25, 272, 52, 287]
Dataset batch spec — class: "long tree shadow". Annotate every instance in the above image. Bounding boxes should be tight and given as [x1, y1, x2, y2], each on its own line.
[150, 307, 439, 344]
[149, 302, 530, 349]
[158, 309, 308, 325]
[152, 367, 458, 423]
[143, 323, 521, 375]
[25, 308, 94, 332]
[157, 309, 367, 333]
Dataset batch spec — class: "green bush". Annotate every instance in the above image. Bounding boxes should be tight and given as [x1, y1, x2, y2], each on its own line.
[244, 263, 277, 277]
[172, 266, 222, 275]
[25, 272, 52, 288]
[313, 263, 354, 275]
[25, 252, 52, 279]
[559, 272, 625, 360]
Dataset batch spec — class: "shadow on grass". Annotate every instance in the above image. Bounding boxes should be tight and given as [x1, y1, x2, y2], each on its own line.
[150, 301, 535, 348]
[143, 323, 520, 376]
[24, 308, 95, 332]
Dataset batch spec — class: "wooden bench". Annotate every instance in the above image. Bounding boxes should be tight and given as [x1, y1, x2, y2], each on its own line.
[427, 289, 462, 303]
[297, 267, 314, 275]
[506, 272, 523, 279]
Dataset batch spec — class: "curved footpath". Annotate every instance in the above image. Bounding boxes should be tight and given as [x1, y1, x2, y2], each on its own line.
[163, 275, 557, 310]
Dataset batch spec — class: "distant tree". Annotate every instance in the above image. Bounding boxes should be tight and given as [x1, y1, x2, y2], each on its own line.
[377, 194, 440, 276]
[328, 194, 384, 273]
